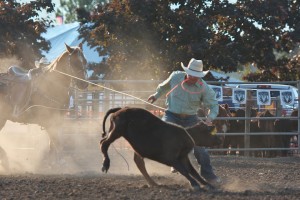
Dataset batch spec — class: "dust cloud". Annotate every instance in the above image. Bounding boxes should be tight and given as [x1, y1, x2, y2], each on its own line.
[0, 120, 172, 176]
[0, 120, 101, 175]
[222, 176, 260, 192]
[0, 121, 277, 194]
[0, 121, 49, 173]
[0, 56, 21, 73]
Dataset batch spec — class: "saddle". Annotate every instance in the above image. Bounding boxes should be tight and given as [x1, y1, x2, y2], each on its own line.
[8, 66, 32, 82]
[0, 66, 44, 117]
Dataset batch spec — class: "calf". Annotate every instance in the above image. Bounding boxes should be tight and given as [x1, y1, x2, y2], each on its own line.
[257, 110, 276, 157]
[273, 118, 292, 157]
[100, 107, 221, 191]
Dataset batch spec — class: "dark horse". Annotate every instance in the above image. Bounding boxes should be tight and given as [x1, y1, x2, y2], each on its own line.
[0, 43, 88, 167]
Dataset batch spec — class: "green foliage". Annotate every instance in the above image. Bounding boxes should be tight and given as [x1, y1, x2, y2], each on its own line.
[79, 0, 300, 81]
[205, 0, 300, 81]
[58, 0, 108, 23]
[1, 0, 298, 81]
[0, 0, 54, 69]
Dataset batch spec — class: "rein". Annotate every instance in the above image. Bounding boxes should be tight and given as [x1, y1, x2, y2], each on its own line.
[35, 89, 65, 105]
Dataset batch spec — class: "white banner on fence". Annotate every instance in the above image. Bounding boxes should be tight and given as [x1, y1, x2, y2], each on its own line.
[232, 88, 247, 104]
[257, 90, 271, 105]
[280, 90, 295, 106]
[211, 86, 223, 101]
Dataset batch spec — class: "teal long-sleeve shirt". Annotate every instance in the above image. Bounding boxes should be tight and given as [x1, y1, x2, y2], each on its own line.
[154, 71, 219, 120]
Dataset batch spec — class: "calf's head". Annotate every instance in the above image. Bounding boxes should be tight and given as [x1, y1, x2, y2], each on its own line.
[186, 122, 222, 147]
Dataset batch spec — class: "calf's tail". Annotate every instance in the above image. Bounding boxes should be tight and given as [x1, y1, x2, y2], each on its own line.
[102, 107, 122, 138]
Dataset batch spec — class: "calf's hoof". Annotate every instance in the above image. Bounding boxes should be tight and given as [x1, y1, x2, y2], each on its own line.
[102, 159, 110, 173]
[101, 165, 108, 173]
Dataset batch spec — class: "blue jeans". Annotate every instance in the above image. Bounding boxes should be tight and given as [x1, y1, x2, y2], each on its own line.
[162, 110, 217, 180]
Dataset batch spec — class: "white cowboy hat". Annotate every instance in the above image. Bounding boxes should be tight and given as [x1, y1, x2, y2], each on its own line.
[181, 58, 205, 77]
[35, 57, 50, 68]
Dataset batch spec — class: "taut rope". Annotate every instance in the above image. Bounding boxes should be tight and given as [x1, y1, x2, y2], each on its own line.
[53, 69, 166, 110]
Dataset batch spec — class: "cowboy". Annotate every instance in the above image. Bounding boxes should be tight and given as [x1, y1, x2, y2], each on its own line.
[147, 58, 221, 186]
[7, 57, 50, 117]
[35, 57, 50, 68]
[30, 57, 51, 77]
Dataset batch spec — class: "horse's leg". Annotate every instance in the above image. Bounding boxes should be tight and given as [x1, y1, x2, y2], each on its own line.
[0, 146, 9, 172]
[0, 118, 7, 131]
[44, 125, 63, 165]
[133, 152, 158, 187]
[0, 99, 10, 172]
[0, 100, 8, 131]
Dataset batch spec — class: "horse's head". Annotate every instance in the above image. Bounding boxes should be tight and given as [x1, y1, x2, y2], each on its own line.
[214, 104, 231, 134]
[257, 109, 275, 132]
[64, 43, 89, 90]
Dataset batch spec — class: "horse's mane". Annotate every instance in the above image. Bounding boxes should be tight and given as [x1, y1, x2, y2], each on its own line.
[44, 46, 83, 72]
[43, 50, 68, 72]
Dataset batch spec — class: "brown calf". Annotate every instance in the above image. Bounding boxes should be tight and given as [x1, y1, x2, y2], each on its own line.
[100, 107, 221, 190]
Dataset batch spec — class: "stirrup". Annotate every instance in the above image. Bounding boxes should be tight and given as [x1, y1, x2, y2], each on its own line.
[12, 105, 20, 117]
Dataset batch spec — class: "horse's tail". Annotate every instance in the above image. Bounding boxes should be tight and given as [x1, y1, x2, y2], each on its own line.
[102, 107, 122, 138]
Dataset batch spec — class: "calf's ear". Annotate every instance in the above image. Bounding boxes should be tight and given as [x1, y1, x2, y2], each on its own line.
[211, 126, 217, 135]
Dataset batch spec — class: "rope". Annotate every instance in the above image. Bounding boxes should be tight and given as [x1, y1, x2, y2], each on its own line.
[17, 104, 74, 116]
[180, 79, 205, 94]
[112, 144, 130, 171]
[53, 69, 166, 110]
[165, 79, 205, 97]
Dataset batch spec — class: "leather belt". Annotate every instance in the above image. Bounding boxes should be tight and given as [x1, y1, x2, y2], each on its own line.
[170, 111, 195, 119]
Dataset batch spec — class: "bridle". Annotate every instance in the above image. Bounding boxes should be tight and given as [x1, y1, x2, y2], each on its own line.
[67, 47, 88, 82]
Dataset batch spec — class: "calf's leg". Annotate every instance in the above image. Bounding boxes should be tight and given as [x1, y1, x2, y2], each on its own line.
[183, 156, 214, 189]
[134, 152, 158, 186]
[171, 158, 201, 191]
[100, 129, 122, 173]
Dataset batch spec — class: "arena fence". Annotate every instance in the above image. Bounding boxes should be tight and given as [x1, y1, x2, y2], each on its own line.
[63, 80, 300, 156]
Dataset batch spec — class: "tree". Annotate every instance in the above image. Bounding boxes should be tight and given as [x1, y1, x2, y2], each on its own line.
[201, 0, 300, 81]
[58, 0, 108, 23]
[80, 0, 208, 79]
[80, 0, 300, 81]
[0, 0, 55, 69]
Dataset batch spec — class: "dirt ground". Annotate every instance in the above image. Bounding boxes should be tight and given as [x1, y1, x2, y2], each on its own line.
[1, 153, 300, 199]
[0, 122, 300, 199]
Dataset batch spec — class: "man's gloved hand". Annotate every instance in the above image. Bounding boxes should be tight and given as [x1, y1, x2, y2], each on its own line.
[147, 95, 156, 104]
[205, 117, 213, 126]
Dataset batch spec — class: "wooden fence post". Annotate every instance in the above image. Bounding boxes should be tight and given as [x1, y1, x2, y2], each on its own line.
[297, 81, 300, 153]
[244, 90, 252, 157]
[92, 91, 99, 118]
[81, 92, 87, 117]
[275, 96, 282, 117]
[103, 83, 110, 112]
